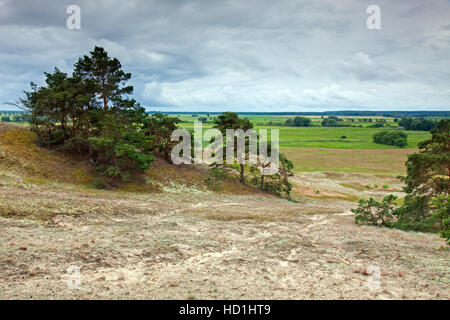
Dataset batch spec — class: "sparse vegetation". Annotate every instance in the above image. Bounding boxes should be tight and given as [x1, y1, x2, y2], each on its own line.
[353, 119, 450, 244]
[211, 112, 295, 197]
[352, 195, 397, 227]
[432, 194, 450, 245]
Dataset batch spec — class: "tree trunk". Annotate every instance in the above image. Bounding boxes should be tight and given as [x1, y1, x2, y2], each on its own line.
[260, 173, 264, 190]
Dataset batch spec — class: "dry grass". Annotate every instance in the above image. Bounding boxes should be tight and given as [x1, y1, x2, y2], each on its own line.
[0, 124, 448, 300]
[0, 123, 94, 184]
[146, 157, 261, 196]
[186, 199, 339, 222]
[0, 123, 261, 197]
[283, 147, 415, 175]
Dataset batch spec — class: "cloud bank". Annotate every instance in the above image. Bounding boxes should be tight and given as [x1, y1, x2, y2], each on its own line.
[1, 0, 450, 111]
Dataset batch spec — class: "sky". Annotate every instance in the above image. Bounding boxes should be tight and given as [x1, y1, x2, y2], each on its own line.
[1, 0, 450, 112]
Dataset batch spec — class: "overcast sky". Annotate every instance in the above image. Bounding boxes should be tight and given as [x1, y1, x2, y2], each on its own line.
[1, 0, 450, 111]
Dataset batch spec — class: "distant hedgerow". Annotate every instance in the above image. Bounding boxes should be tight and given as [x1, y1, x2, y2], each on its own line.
[373, 130, 407, 147]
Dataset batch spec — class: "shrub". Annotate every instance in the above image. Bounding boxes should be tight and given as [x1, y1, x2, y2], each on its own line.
[204, 176, 222, 191]
[250, 153, 294, 198]
[285, 116, 312, 127]
[143, 113, 181, 162]
[399, 117, 437, 131]
[91, 177, 108, 189]
[373, 131, 407, 147]
[431, 195, 450, 245]
[88, 114, 155, 182]
[352, 195, 397, 227]
[322, 116, 344, 127]
[354, 120, 449, 242]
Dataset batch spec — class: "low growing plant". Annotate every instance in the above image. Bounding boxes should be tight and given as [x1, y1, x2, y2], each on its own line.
[352, 195, 398, 227]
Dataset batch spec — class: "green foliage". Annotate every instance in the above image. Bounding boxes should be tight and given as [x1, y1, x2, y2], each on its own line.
[368, 122, 385, 128]
[74, 46, 133, 113]
[352, 195, 397, 227]
[354, 119, 449, 242]
[91, 177, 108, 189]
[88, 114, 154, 182]
[322, 116, 344, 127]
[251, 153, 294, 198]
[393, 195, 439, 232]
[19, 47, 155, 184]
[373, 131, 407, 147]
[285, 116, 312, 127]
[1, 116, 10, 122]
[213, 112, 253, 184]
[143, 113, 181, 162]
[204, 176, 222, 191]
[205, 167, 228, 191]
[214, 112, 253, 132]
[399, 117, 437, 131]
[402, 119, 450, 197]
[431, 195, 450, 245]
[211, 113, 295, 197]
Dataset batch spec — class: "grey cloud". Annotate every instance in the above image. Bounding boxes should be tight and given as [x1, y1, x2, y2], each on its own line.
[336, 52, 406, 82]
[0, 0, 450, 111]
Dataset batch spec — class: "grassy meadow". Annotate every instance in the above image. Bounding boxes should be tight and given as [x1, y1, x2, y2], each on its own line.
[1, 112, 434, 175]
[172, 113, 432, 174]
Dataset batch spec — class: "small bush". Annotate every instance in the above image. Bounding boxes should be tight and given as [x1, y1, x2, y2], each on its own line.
[285, 116, 312, 127]
[432, 195, 450, 245]
[204, 176, 222, 191]
[373, 131, 407, 147]
[352, 195, 397, 227]
[92, 177, 108, 189]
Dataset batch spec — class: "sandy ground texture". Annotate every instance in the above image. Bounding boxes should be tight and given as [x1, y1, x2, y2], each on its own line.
[0, 178, 448, 300]
[0, 122, 448, 299]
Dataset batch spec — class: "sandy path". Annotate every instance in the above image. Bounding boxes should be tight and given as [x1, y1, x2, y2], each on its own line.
[0, 190, 448, 300]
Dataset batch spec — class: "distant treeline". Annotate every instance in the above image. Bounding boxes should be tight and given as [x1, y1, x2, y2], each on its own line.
[146, 111, 450, 118]
[3, 110, 450, 118]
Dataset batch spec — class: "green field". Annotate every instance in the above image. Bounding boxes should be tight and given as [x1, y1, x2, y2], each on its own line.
[1, 111, 433, 150]
[175, 113, 401, 128]
[0, 112, 437, 174]
[172, 113, 437, 174]
[175, 114, 430, 149]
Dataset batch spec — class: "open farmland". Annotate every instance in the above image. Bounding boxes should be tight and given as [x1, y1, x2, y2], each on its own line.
[172, 114, 431, 174]
[0, 122, 448, 300]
